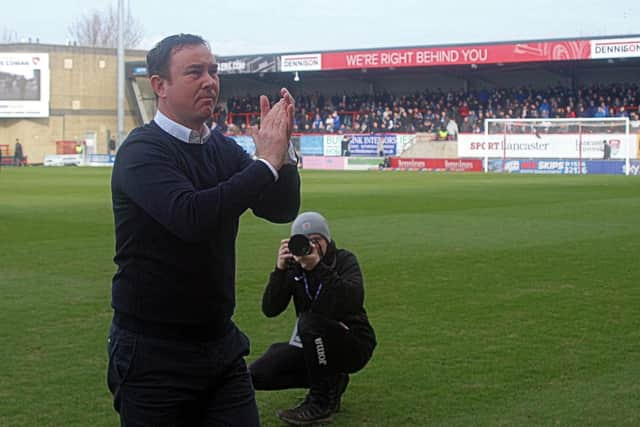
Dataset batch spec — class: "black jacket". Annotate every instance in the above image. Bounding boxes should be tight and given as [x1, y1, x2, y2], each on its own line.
[262, 241, 376, 350]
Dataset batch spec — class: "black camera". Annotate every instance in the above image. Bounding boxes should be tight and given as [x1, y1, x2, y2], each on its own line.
[288, 234, 314, 256]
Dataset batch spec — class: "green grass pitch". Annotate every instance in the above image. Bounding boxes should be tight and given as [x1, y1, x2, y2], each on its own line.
[1, 167, 639, 426]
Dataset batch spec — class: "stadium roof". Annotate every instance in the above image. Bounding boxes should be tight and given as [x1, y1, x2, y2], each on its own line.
[214, 34, 640, 75]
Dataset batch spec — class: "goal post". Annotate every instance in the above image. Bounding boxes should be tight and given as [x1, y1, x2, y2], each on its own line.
[481, 117, 633, 175]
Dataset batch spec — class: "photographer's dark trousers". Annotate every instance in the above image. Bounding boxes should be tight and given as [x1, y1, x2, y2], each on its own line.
[107, 320, 259, 427]
[250, 312, 371, 390]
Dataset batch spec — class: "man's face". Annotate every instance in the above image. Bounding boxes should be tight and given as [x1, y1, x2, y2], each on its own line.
[154, 44, 219, 130]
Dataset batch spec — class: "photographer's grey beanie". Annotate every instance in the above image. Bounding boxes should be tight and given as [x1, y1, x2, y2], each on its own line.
[290, 212, 331, 242]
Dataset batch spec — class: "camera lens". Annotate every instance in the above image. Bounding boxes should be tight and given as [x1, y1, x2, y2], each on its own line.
[288, 234, 311, 256]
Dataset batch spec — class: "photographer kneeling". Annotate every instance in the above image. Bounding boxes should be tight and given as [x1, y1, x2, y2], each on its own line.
[250, 212, 376, 425]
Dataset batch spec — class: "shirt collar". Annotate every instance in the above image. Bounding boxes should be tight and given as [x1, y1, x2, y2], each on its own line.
[154, 110, 211, 144]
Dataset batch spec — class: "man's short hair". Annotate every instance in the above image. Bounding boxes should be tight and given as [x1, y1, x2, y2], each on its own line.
[146, 34, 209, 79]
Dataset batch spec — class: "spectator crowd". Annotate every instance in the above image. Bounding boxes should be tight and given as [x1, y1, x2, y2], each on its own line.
[213, 84, 639, 138]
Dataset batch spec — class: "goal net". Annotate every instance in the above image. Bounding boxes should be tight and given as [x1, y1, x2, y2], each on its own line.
[482, 118, 633, 175]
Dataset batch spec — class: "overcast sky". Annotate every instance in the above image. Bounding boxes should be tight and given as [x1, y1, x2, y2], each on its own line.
[3, 1, 638, 55]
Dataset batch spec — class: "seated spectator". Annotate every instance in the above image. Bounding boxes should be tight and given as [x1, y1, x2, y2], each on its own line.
[312, 114, 324, 132]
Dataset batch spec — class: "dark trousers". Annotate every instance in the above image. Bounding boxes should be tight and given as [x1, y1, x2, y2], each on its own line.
[107, 321, 260, 427]
[250, 312, 371, 390]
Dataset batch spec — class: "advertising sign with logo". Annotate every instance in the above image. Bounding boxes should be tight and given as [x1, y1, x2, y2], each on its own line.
[300, 135, 324, 155]
[591, 37, 640, 59]
[43, 154, 82, 167]
[396, 134, 416, 154]
[349, 134, 397, 156]
[323, 135, 342, 156]
[489, 159, 587, 174]
[390, 158, 482, 171]
[626, 160, 640, 176]
[280, 53, 322, 71]
[458, 133, 636, 159]
[217, 55, 278, 74]
[486, 159, 637, 175]
[0, 53, 49, 117]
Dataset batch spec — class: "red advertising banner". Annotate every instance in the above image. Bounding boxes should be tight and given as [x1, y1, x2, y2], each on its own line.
[321, 40, 591, 70]
[390, 158, 483, 172]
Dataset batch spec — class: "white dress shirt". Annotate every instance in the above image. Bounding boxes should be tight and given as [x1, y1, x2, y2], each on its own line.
[154, 110, 281, 180]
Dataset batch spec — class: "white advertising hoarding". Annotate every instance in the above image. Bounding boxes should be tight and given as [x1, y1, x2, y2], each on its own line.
[44, 154, 82, 166]
[0, 53, 50, 117]
[280, 53, 322, 71]
[323, 135, 342, 156]
[458, 133, 637, 159]
[591, 37, 640, 59]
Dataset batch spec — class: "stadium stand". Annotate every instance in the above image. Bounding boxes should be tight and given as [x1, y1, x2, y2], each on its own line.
[221, 84, 639, 135]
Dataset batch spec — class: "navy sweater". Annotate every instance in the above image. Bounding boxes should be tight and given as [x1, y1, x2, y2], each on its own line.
[111, 121, 300, 338]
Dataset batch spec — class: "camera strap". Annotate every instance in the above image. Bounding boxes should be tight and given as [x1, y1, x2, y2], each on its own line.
[302, 272, 323, 302]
